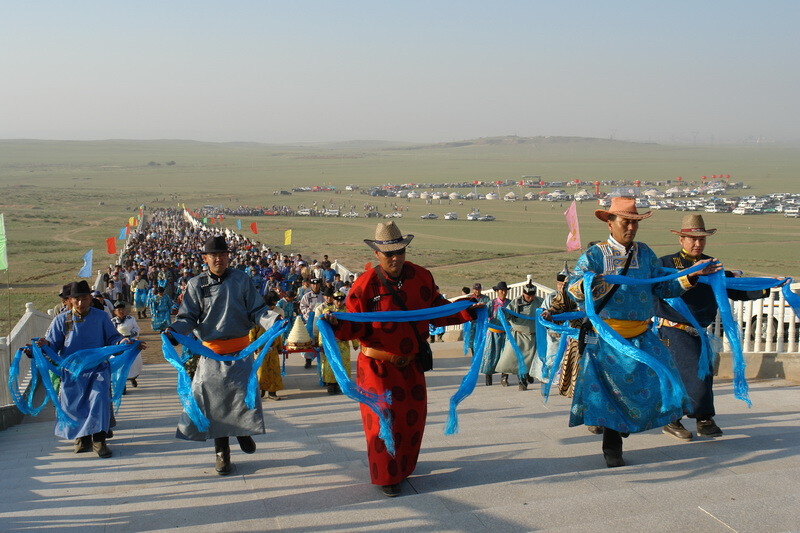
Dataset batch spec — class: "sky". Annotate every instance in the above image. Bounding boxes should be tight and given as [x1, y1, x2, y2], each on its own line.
[1, 1, 798, 144]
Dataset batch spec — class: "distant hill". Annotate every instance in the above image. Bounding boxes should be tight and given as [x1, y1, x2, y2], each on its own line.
[388, 135, 654, 150]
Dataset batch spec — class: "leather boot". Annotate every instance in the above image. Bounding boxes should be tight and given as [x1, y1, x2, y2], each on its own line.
[237, 435, 256, 454]
[500, 374, 509, 387]
[602, 428, 624, 467]
[92, 435, 112, 458]
[214, 437, 232, 475]
[485, 374, 492, 386]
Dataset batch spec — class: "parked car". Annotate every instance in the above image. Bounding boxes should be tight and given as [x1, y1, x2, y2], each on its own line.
[384, 212, 403, 218]
[420, 213, 438, 220]
[341, 211, 359, 218]
[296, 208, 312, 216]
[466, 211, 481, 221]
[478, 215, 496, 221]
[444, 212, 458, 220]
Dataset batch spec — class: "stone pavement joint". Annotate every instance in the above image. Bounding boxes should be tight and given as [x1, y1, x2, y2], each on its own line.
[1, 341, 799, 532]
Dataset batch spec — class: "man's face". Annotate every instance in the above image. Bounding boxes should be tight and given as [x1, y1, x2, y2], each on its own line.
[472, 286, 482, 297]
[497, 289, 508, 300]
[70, 294, 92, 316]
[323, 295, 333, 304]
[113, 307, 127, 319]
[375, 248, 405, 278]
[608, 216, 638, 246]
[556, 280, 565, 292]
[522, 292, 535, 302]
[311, 282, 321, 293]
[204, 252, 229, 276]
[679, 235, 706, 258]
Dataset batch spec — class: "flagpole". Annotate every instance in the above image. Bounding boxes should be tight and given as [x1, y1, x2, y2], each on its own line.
[6, 270, 10, 337]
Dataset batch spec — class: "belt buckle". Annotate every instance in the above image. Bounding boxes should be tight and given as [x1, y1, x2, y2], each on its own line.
[393, 355, 409, 368]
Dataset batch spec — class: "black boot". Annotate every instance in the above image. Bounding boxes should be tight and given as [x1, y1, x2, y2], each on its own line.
[602, 428, 624, 467]
[214, 437, 232, 475]
[500, 373, 509, 387]
[485, 374, 492, 386]
[236, 435, 256, 454]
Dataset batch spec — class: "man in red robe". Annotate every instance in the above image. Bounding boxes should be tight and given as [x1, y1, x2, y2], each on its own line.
[324, 221, 476, 497]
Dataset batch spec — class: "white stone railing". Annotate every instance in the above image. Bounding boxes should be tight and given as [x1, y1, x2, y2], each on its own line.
[0, 303, 52, 408]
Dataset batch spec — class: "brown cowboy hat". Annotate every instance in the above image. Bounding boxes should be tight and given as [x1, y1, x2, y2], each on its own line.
[670, 214, 717, 237]
[364, 221, 414, 253]
[594, 196, 652, 222]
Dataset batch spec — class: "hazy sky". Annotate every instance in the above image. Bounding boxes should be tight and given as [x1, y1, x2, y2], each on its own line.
[2, 1, 798, 144]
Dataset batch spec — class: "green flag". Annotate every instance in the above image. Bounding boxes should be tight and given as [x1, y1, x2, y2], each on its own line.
[0, 214, 7, 270]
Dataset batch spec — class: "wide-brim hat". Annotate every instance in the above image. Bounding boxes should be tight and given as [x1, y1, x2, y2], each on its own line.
[58, 283, 72, 299]
[493, 281, 509, 291]
[670, 214, 717, 237]
[595, 197, 652, 222]
[69, 280, 92, 297]
[202, 235, 229, 254]
[364, 221, 414, 253]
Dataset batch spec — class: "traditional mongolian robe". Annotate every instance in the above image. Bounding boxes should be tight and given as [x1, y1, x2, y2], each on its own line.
[332, 262, 473, 486]
[149, 294, 173, 332]
[480, 297, 509, 376]
[655, 250, 767, 419]
[567, 238, 693, 433]
[315, 301, 356, 385]
[496, 294, 543, 377]
[543, 289, 581, 397]
[131, 279, 149, 313]
[250, 326, 284, 394]
[112, 314, 143, 380]
[170, 268, 278, 441]
[45, 308, 123, 439]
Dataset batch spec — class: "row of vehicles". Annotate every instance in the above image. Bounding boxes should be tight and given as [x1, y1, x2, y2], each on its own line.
[420, 210, 495, 221]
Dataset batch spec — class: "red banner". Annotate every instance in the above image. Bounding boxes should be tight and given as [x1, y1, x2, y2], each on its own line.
[106, 237, 117, 255]
[250, 222, 258, 234]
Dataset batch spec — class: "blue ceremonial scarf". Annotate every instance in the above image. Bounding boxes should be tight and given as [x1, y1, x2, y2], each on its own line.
[462, 319, 473, 355]
[161, 319, 289, 431]
[9, 340, 141, 427]
[316, 300, 487, 455]
[496, 307, 536, 382]
[535, 309, 583, 401]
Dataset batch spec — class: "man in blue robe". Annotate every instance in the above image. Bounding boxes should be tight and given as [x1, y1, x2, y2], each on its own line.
[567, 197, 719, 467]
[39, 280, 128, 458]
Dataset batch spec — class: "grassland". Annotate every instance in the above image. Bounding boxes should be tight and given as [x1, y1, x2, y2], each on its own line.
[0, 137, 799, 334]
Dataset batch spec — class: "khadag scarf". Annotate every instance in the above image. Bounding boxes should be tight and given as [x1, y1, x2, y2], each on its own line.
[316, 300, 487, 456]
[9, 340, 141, 427]
[535, 309, 584, 401]
[161, 319, 289, 431]
[497, 306, 538, 382]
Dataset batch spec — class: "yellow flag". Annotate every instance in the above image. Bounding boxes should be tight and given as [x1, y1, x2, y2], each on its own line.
[284, 229, 292, 246]
[129, 216, 135, 226]
[182, 203, 186, 210]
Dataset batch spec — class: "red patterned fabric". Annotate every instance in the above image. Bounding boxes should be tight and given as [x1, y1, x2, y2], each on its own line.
[334, 262, 472, 485]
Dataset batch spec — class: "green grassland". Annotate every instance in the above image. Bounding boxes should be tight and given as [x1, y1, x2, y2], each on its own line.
[0, 137, 798, 334]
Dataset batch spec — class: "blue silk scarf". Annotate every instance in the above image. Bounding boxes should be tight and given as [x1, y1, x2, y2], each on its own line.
[9, 340, 141, 427]
[316, 300, 487, 455]
[161, 319, 289, 431]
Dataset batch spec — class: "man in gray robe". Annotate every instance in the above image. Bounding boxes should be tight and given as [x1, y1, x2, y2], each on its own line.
[495, 283, 543, 390]
[167, 236, 279, 475]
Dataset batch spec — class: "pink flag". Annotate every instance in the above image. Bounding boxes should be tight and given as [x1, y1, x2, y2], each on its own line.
[564, 201, 581, 251]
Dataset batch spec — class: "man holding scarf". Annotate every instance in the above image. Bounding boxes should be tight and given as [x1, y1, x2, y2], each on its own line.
[166, 236, 280, 475]
[323, 221, 476, 497]
[656, 214, 773, 441]
[566, 197, 719, 467]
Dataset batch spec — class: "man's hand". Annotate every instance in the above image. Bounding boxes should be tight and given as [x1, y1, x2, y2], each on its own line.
[163, 327, 179, 346]
[541, 310, 552, 320]
[689, 258, 722, 279]
[320, 311, 338, 327]
[35, 338, 49, 348]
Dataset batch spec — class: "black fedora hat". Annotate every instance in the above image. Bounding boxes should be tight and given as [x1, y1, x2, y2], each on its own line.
[58, 283, 72, 299]
[203, 236, 229, 254]
[68, 280, 92, 297]
[492, 281, 509, 291]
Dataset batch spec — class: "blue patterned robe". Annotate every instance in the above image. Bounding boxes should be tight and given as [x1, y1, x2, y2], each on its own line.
[149, 294, 174, 332]
[480, 297, 509, 375]
[567, 238, 693, 433]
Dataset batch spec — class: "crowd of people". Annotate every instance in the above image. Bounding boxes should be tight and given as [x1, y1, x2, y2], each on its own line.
[30, 198, 781, 499]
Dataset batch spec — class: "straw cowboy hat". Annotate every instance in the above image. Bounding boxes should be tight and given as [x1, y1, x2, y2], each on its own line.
[670, 214, 717, 237]
[364, 221, 414, 253]
[594, 197, 652, 222]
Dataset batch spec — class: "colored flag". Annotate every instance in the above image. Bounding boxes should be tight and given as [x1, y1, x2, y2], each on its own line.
[251, 222, 258, 235]
[284, 229, 292, 245]
[210, 217, 216, 224]
[237, 219, 242, 230]
[564, 201, 582, 252]
[78, 249, 93, 278]
[129, 216, 135, 226]
[203, 217, 208, 224]
[0, 214, 7, 270]
[118, 227, 126, 239]
[219, 215, 223, 222]
[106, 237, 117, 255]
[219, 203, 223, 209]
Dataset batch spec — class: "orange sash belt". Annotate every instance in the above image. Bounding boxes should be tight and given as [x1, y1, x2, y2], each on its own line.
[202, 335, 251, 355]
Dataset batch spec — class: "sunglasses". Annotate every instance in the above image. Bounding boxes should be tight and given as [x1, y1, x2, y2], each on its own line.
[382, 248, 406, 258]
[334, 297, 345, 301]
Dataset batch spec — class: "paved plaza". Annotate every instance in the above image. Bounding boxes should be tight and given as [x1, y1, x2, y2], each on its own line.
[1, 342, 799, 532]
